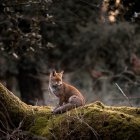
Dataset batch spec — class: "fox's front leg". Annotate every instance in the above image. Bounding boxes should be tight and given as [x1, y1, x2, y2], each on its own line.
[59, 97, 64, 106]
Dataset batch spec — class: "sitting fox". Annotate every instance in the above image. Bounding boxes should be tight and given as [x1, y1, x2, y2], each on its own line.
[49, 70, 85, 114]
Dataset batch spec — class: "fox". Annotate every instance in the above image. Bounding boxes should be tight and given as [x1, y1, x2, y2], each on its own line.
[49, 70, 85, 114]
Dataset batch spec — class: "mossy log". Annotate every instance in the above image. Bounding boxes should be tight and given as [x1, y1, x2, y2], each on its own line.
[0, 83, 140, 140]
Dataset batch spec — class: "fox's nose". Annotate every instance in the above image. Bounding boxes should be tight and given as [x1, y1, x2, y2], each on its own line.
[58, 83, 61, 85]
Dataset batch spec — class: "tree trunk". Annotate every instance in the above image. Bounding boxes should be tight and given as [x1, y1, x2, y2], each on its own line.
[18, 67, 44, 105]
[0, 83, 140, 140]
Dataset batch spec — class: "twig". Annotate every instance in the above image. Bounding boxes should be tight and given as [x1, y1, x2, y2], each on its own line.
[115, 83, 133, 107]
[47, 127, 57, 140]
[67, 108, 99, 140]
[71, 116, 99, 140]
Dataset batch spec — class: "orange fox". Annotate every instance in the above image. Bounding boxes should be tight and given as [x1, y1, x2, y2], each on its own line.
[49, 70, 85, 114]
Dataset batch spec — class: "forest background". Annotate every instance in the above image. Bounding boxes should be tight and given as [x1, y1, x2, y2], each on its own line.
[0, 0, 140, 107]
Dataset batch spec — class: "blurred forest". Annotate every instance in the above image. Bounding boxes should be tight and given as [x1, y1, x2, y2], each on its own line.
[0, 0, 140, 107]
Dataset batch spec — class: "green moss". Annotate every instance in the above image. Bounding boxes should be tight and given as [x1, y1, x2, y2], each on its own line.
[0, 83, 30, 126]
[29, 102, 140, 140]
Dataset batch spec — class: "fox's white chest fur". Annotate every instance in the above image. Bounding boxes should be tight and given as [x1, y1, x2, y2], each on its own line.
[49, 83, 61, 97]
[49, 84, 55, 94]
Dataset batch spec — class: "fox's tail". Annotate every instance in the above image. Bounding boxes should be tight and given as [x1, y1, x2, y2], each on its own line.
[53, 95, 85, 114]
[53, 103, 78, 114]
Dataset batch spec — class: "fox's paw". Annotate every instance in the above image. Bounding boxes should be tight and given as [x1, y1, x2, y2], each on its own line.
[51, 107, 58, 114]
[52, 109, 57, 114]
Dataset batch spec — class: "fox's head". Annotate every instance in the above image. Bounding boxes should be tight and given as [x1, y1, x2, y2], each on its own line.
[49, 70, 64, 87]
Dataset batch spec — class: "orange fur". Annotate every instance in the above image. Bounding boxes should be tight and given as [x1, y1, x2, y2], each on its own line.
[49, 71, 85, 114]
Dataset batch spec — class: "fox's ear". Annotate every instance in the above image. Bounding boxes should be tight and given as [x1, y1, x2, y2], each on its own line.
[52, 70, 56, 76]
[60, 71, 64, 75]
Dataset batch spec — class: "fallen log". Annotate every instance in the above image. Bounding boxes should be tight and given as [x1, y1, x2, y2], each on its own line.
[0, 83, 140, 140]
